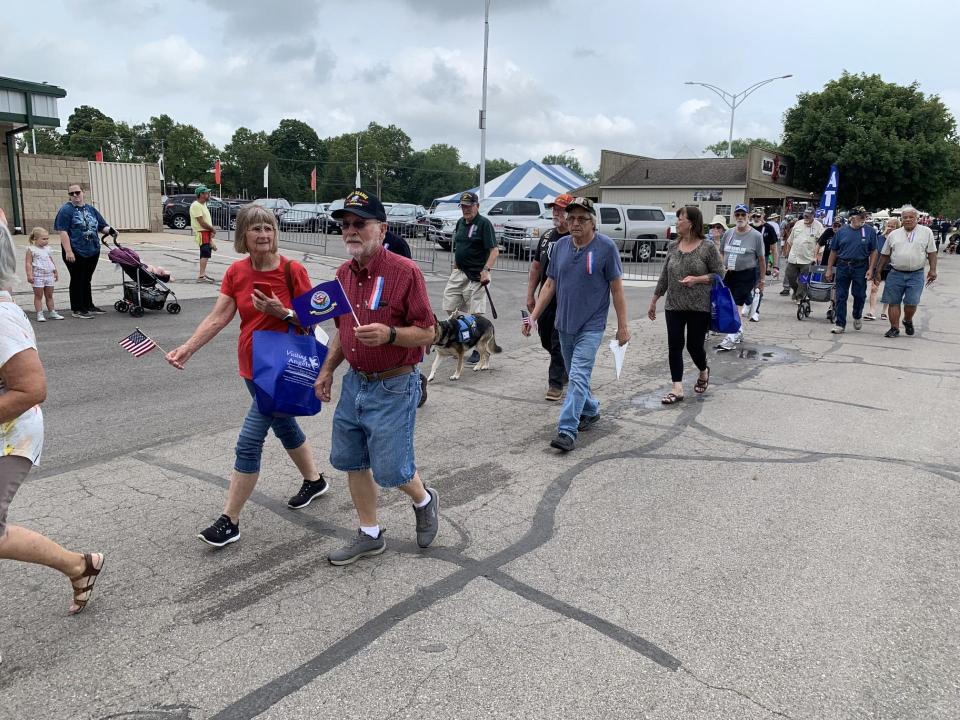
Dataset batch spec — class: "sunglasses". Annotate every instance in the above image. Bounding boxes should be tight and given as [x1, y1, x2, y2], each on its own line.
[340, 219, 377, 230]
[68, 190, 82, 196]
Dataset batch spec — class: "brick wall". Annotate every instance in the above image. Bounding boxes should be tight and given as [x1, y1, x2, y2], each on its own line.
[18, 153, 90, 233]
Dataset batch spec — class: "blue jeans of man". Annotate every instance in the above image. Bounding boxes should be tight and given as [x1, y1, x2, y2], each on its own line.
[557, 330, 603, 439]
[833, 262, 867, 328]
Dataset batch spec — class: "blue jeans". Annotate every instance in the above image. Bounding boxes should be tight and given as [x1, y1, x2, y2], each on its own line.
[235, 379, 307, 473]
[833, 263, 867, 328]
[329, 368, 421, 488]
[557, 330, 603, 439]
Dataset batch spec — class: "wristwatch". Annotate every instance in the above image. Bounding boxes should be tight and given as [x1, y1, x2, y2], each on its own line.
[284, 309, 295, 322]
[387, 326, 397, 344]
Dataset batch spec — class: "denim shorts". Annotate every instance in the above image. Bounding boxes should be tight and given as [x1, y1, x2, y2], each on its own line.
[881, 269, 924, 306]
[330, 368, 421, 488]
[234, 379, 307, 473]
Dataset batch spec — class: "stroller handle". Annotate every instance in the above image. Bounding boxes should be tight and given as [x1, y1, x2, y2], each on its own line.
[100, 230, 121, 248]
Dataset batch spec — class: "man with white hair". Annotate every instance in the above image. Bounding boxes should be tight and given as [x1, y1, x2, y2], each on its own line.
[873, 206, 937, 338]
[783, 207, 824, 300]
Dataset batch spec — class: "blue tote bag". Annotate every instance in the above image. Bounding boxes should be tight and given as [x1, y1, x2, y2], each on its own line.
[710, 274, 742, 334]
[252, 327, 328, 417]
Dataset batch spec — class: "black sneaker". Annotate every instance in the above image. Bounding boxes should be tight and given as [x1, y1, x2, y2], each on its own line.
[198, 514, 240, 547]
[88, 306, 107, 314]
[578, 413, 600, 432]
[550, 433, 575, 452]
[779, 288, 790, 296]
[413, 487, 439, 548]
[466, 350, 481, 364]
[903, 320, 915, 336]
[417, 373, 428, 408]
[287, 474, 329, 509]
[72, 311, 93, 319]
[328, 529, 387, 566]
[884, 327, 900, 338]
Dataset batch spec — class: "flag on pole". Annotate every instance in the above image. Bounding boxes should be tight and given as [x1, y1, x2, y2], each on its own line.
[263, 164, 270, 188]
[118, 328, 158, 357]
[291, 279, 356, 327]
[310, 166, 317, 191]
[95, 147, 104, 162]
[214, 158, 221, 185]
[816, 164, 839, 226]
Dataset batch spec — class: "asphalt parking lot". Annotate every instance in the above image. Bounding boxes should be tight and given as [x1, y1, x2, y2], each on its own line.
[1, 232, 958, 720]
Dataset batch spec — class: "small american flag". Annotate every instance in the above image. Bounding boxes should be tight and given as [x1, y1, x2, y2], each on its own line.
[118, 328, 158, 357]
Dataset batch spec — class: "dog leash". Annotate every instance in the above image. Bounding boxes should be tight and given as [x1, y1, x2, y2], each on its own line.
[481, 280, 498, 319]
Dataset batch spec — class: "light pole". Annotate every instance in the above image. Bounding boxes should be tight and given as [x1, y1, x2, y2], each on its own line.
[684, 75, 792, 157]
[478, 0, 491, 200]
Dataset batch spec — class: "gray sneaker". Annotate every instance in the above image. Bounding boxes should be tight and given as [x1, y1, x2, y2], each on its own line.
[853, 318, 863, 330]
[328, 529, 386, 566]
[413, 488, 439, 548]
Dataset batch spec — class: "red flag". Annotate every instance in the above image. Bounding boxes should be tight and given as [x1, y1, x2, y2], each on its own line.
[310, 166, 317, 191]
[95, 147, 104, 162]
[214, 158, 221, 185]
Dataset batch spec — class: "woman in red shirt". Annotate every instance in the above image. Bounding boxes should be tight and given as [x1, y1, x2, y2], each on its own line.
[166, 205, 329, 547]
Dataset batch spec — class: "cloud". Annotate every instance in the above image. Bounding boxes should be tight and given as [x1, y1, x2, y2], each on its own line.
[572, 47, 599, 59]
[391, 0, 553, 21]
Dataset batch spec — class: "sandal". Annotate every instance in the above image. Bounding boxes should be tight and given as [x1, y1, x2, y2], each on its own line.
[694, 367, 710, 394]
[69, 553, 104, 615]
[661, 392, 684, 405]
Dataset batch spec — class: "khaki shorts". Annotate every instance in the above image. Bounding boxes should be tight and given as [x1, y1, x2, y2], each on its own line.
[442, 268, 487, 315]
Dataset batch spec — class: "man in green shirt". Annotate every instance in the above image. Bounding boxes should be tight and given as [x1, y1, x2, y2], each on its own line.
[442, 191, 499, 361]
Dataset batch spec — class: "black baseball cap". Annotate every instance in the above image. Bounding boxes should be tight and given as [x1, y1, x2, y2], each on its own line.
[459, 191, 479, 206]
[331, 189, 386, 221]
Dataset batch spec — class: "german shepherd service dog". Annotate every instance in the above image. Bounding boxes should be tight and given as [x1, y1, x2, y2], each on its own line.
[427, 312, 502, 382]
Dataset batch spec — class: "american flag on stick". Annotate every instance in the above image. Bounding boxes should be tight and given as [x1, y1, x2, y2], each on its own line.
[118, 327, 164, 357]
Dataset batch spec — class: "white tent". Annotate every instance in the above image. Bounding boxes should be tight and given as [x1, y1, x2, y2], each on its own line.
[433, 160, 588, 208]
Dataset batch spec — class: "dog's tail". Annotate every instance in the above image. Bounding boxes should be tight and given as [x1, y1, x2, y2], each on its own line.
[493, 342, 503, 354]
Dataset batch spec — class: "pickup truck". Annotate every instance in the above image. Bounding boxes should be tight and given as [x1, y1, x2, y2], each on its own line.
[500, 204, 676, 261]
[426, 197, 549, 250]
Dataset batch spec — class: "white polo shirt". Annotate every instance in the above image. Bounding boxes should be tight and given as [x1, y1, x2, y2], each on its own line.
[881, 225, 935, 272]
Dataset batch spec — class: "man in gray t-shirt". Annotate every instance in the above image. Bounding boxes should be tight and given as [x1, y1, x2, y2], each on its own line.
[717, 204, 766, 351]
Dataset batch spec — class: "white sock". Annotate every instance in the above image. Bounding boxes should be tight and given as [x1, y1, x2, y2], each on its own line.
[360, 525, 380, 538]
[414, 492, 431, 509]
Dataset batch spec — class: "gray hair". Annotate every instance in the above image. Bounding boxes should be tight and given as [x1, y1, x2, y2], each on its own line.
[0, 220, 18, 291]
[900, 205, 919, 217]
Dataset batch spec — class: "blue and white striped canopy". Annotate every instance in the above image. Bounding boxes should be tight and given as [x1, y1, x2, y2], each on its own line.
[434, 160, 588, 207]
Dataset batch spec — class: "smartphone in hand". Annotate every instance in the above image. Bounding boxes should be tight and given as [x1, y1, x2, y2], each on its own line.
[253, 282, 272, 296]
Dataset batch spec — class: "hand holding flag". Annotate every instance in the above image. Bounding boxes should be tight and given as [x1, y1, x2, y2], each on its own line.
[291, 279, 359, 327]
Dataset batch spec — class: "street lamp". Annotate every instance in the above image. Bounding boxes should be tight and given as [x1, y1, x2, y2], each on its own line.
[478, 0, 491, 200]
[684, 74, 793, 157]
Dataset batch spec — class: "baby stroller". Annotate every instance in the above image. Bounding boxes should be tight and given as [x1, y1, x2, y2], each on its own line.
[796, 264, 835, 322]
[102, 235, 181, 317]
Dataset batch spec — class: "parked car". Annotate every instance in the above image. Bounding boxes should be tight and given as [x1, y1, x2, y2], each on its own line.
[280, 202, 331, 233]
[426, 197, 549, 250]
[163, 194, 241, 231]
[386, 203, 429, 237]
[500, 204, 676, 262]
[252, 197, 292, 220]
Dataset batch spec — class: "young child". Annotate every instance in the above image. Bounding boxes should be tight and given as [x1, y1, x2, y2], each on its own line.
[25, 227, 64, 321]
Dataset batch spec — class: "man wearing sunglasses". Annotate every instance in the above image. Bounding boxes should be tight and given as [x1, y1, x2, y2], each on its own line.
[717, 204, 765, 351]
[53, 184, 115, 319]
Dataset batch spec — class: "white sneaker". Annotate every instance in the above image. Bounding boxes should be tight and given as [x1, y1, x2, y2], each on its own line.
[46, 310, 64, 320]
[36, 311, 45, 322]
[853, 318, 863, 330]
[734, 331, 744, 344]
[831, 325, 845, 334]
[740, 306, 748, 316]
[716, 338, 736, 351]
[750, 313, 760, 322]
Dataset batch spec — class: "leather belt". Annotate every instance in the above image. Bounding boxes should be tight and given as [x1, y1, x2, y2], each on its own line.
[354, 365, 414, 382]
[836, 259, 866, 266]
[891, 267, 922, 273]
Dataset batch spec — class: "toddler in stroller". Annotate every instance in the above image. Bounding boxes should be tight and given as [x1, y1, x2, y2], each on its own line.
[103, 236, 181, 318]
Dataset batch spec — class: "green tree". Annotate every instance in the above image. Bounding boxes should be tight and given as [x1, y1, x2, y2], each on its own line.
[782, 71, 960, 208]
[481, 157, 518, 180]
[704, 137, 779, 158]
[405, 144, 477, 206]
[15, 128, 63, 154]
[164, 123, 218, 190]
[222, 127, 271, 198]
[319, 123, 415, 201]
[541, 153, 586, 177]
[268, 119, 323, 201]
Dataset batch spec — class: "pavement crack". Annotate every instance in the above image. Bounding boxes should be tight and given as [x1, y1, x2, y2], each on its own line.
[680, 666, 797, 719]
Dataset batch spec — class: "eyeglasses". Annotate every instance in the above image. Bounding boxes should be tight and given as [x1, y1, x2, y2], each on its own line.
[340, 219, 377, 230]
[733, 212, 747, 217]
[566, 215, 591, 224]
[68, 190, 82, 196]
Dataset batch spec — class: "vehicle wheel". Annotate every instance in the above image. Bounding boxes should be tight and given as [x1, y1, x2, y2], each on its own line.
[826, 308, 834, 322]
[803, 305, 811, 317]
[166, 303, 181, 314]
[172, 214, 188, 230]
[130, 306, 145, 318]
[796, 306, 804, 321]
[438, 240, 451, 251]
[114, 300, 128, 313]
[230, 218, 237, 230]
[632, 241, 653, 262]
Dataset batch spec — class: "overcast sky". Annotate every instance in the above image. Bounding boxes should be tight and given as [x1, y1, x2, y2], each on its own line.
[3, 0, 958, 173]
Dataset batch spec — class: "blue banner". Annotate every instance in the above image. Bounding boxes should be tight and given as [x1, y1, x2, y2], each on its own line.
[292, 279, 354, 326]
[816, 165, 839, 226]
